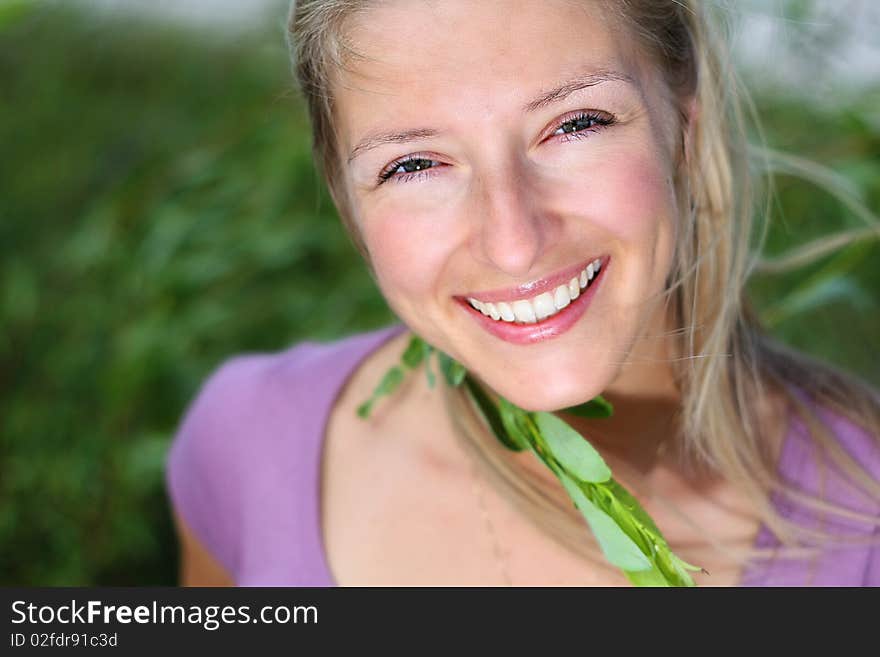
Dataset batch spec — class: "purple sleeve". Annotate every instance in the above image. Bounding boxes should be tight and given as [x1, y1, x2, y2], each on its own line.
[164, 324, 407, 586]
[837, 413, 880, 586]
[165, 356, 264, 580]
[742, 388, 880, 586]
[866, 528, 880, 585]
[807, 404, 880, 586]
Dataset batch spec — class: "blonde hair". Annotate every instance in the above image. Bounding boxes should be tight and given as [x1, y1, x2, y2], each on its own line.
[286, 0, 880, 580]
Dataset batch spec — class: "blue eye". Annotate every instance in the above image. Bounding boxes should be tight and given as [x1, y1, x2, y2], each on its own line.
[378, 155, 440, 184]
[552, 111, 615, 141]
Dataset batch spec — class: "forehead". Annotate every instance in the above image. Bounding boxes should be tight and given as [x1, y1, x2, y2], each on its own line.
[333, 0, 644, 144]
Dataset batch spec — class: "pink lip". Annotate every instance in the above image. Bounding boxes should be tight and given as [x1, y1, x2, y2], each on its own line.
[459, 255, 606, 303]
[458, 256, 609, 345]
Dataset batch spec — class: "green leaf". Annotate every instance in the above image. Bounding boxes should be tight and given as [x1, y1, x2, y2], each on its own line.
[625, 567, 671, 587]
[656, 548, 701, 586]
[533, 412, 611, 483]
[422, 340, 436, 388]
[671, 553, 704, 573]
[558, 473, 652, 572]
[560, 395, 614, 418]
[600, 478, 663, 538]
[437, 351, 467, 387]
[356, 366, 404, 419]
[401, 335, 426, 369]
[464, 377, 527, 452]
[593, 480, 699, 586]
[376, 365, 404, 396]
[356, 399, 374, 419]
[498, 396, 533, 451]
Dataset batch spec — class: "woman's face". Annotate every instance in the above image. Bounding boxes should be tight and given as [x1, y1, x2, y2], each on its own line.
[334, 0, 686, 411]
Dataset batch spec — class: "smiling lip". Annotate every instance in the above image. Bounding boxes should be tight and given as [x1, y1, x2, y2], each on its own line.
[458, 256, 606, 303]
[458, 256, 609, 346]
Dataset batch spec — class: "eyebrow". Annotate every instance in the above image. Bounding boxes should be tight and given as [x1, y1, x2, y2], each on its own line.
[346, 69, 636, 164]
[348, 127, 440, 164]
[522, 69, 635, 113]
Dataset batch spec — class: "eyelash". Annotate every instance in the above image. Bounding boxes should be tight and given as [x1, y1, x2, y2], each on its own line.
[376, 110, 616, 185]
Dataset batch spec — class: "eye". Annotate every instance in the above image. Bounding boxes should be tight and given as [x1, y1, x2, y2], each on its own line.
[549, 110, 615, 142]
[378, 154, 442, 185]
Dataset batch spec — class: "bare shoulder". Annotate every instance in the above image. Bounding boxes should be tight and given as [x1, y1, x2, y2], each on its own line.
[172, 511, 235, 587]
[341, 329, 416, 411]
[322, 329, 447, 473]
[329, 328, 433, 434]
[319, 329, 409, 584]
[320, 330, 476, 584]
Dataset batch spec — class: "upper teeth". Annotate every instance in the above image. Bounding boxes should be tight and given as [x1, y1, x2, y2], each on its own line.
[467, 258, 601, 324]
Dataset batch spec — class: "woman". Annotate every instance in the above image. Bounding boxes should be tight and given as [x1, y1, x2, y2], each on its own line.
[166, 0, 880, 586]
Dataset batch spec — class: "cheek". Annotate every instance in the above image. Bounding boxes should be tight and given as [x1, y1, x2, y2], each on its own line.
[551, 147, 678, 309]
[564, 150, 675, 241]
[361, 210, 452, 303]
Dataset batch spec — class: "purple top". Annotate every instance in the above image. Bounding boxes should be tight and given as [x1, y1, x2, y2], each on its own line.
[165, 323, 880, 586]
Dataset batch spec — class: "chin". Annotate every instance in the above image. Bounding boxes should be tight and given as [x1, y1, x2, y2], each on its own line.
[480, 366, 610, 413]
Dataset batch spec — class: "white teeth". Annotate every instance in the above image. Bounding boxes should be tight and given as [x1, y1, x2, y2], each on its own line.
[469, 257, 604, 324]
[496, 301, 515, 322]
[512, 299, 537, 323]
[554, 285, 570, 310]
[467, 297, 484, 313]
[533, 292, 556, 320]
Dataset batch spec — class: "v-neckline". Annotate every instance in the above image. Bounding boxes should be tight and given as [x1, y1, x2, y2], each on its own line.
[311, 324, 793, 587]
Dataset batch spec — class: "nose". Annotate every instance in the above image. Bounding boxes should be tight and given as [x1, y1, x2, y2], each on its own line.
[469, 157, 548, 278]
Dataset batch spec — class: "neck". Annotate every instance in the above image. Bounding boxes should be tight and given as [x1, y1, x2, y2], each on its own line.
[559, 391, 681, 486]
[557, 299, 685, 489]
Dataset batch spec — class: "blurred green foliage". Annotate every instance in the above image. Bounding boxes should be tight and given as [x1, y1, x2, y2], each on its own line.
[1, 3, 877, 585]
[1, 4, 394, 585]
[747, 93, 880, 367]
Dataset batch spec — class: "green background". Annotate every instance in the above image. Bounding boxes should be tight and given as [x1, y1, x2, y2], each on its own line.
[2, 1, 878, 584]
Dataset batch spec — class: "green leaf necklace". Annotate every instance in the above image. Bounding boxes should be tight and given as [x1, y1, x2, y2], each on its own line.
[358, 333, 704, 586]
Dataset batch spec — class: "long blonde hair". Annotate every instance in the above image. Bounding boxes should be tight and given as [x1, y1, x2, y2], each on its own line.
[286, 0, 880, 579]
